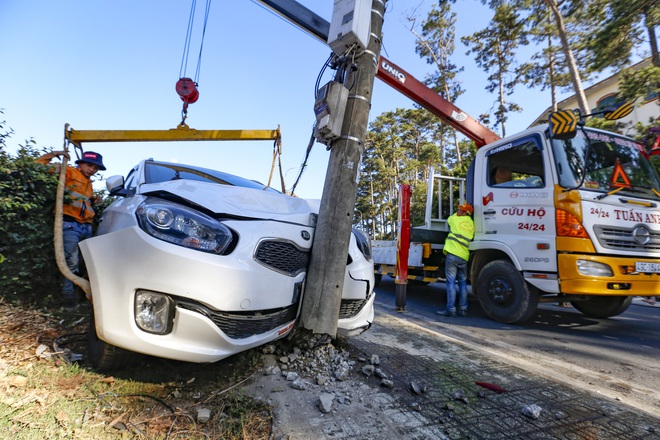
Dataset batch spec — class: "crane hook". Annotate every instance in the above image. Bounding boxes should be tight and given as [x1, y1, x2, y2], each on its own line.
[176, 77, 199, 124]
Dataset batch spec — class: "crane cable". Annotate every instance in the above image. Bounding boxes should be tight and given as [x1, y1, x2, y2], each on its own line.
[177, 0, 212, 125]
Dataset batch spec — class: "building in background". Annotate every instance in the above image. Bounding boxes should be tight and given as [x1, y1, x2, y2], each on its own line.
[531, 57, 659, 135]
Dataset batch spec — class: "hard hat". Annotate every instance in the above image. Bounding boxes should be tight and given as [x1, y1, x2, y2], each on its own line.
[458, 203, 473, 215]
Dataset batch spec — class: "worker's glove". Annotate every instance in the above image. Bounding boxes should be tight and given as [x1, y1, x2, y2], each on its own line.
[52, 150, 71, 160]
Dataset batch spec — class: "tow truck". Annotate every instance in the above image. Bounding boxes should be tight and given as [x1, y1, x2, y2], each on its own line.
[261, 0, 660, 324]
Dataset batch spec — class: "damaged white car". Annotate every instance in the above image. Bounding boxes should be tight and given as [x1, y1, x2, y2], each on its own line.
[80, 159, 375, 370]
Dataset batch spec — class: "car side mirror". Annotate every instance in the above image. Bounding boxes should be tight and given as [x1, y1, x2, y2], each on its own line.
[106, 175, 127, 196]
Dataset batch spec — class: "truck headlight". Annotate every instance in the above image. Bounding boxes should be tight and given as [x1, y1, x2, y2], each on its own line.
[136, 198, 232, 254]
[135, 290, 175, 334]
[577, 260, 613, 277]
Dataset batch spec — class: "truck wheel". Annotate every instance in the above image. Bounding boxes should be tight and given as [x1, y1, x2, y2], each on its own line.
[476, 260, 539, 324]
[87, 312, 136, 371]
[374, 274, 382, 287]
[570, 296, 632, 318]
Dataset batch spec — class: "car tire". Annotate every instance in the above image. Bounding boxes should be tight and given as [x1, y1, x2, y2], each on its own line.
[570, 296, 632, 318]
[88, 312, 136, 371]
[476, 260, 539, 324]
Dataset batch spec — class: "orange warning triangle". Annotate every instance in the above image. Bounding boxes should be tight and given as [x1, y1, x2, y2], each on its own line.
[609, 158, 631, 188]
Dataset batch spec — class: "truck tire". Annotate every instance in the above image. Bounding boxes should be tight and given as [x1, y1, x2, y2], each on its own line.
[570, 296, 632, 318]
[476, 260, 539, 324]
[88, 312, 136, 371]
[374, 274, 382, 287]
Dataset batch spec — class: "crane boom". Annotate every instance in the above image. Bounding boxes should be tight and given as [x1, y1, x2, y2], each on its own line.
[256, 0, 500, 147]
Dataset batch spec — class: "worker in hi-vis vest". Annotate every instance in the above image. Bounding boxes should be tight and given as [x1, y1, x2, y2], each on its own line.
[437, 202, 474, 317]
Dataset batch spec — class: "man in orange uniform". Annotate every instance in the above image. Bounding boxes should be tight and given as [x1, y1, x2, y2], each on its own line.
[36, 150, 106, 309]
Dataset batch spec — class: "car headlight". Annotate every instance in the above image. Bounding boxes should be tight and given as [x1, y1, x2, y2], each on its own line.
[577, 260, 613, 277]
[135, 290, 175, 334]
[352, 228, 372, 261]
[136, 198, 232, 254]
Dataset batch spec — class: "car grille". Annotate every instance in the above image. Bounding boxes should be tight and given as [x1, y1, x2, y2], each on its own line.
[176, 300, 299, 339]
[594, 225, 660, 252]
[339, 293, 372, 319]
[254, 239, 310, 276]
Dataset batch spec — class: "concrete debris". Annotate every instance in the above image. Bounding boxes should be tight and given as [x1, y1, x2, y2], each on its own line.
[451, 390, 468, 404]
[262, 344, 276, 354]
[318, 392, 334, 413]
[522, 404, 542, 419]
[362, 365, 375, 376]
[334, 362, 351, 381]
[410, 381, 427, 395]
[290, 379, 308, 390]
[381, 379, 394, 388]
[370, 354, 380, 365]
[196, 407, 211, 423]
[374, 368, 388, 380]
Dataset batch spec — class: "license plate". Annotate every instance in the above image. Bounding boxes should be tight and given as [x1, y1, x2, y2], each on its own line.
[635, 262, 660, 273]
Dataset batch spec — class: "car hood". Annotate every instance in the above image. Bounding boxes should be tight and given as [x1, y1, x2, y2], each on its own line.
[139, 181, 316, 224]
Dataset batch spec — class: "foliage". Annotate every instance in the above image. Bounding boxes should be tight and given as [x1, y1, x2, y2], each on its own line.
[0, 114, 109, 306]
[461, 2, 527, 136]
[0, 117, 61, 304]
[587, 0, 659, 72]
[356, 109, 475, 239]
[617, 65, 660, 104]
[634, 118, 660, 172]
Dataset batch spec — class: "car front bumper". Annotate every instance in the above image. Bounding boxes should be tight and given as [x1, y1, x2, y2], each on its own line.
[80, 222, 312, 363]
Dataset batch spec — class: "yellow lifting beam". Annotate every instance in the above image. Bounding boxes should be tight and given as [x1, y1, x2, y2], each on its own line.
[65, 123, 281, 147]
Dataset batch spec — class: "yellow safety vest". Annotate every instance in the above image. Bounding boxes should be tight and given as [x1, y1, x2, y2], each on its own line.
[444, 213, 474, 261]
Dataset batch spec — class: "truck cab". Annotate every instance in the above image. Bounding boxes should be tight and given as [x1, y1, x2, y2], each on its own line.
[467, 121, 660, 323]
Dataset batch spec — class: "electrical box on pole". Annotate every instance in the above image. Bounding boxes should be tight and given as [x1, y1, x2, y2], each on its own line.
[327, 0, 372, 54]
[313, 81, 349, 145]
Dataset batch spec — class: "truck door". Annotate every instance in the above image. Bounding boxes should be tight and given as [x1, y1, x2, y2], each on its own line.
[478, 135, 557, 272]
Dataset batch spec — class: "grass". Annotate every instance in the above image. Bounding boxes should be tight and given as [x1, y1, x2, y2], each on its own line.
[0, 298, 272, 439]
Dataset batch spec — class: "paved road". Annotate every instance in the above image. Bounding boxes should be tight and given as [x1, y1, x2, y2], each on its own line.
[374, 277, 660, 415]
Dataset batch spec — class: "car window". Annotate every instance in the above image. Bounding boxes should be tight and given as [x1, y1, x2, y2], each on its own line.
[124, 168, 138, 190]
[145, 162, 280, 193]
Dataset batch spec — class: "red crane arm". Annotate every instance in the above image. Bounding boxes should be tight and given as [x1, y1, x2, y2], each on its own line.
[377, 57, 500, 148]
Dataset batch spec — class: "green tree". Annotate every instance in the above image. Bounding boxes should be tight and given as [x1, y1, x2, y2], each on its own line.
[357, 108, 474, 239]
[411, 2, 467, 166]
[588, 0, 660, 105]
[461, 2, 528, 136]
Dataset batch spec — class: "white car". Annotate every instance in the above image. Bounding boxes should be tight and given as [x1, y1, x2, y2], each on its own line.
[80, 159, 375, 370]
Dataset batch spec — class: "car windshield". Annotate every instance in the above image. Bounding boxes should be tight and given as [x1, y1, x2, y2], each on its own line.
[552, 129, 660, 200]
[144, 161, 280, 193]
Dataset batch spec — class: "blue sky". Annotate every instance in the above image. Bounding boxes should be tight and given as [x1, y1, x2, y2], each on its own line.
[1, 0, 558, 199]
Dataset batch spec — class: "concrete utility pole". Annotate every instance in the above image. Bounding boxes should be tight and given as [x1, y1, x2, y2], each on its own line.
[300, 0, 386, 337]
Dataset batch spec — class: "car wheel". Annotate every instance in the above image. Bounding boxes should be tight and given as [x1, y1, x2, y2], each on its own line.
[570, 296, 632, 318]
[88, 312, 136, 371]
[476, 260, 539, 324]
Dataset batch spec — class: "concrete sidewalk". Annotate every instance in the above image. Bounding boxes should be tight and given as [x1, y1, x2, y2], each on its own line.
[248, 304, 660, 439]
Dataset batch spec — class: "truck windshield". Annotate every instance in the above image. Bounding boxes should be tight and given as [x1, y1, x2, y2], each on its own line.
[552, 129, 660, 200]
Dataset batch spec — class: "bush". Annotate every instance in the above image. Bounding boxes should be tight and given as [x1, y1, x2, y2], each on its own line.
[0, 116, 61, 305]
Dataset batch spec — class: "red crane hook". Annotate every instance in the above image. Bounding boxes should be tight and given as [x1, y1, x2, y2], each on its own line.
[176, 77, 199, 115]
